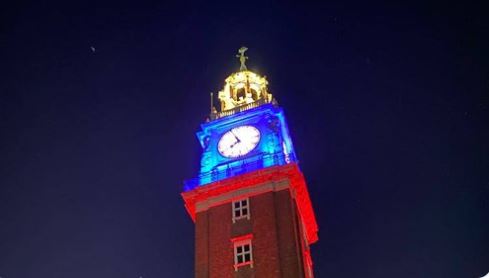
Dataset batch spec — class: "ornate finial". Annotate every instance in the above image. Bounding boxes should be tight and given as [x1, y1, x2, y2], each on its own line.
[210, 92, 213, 113]
[236, 46, 248, 71]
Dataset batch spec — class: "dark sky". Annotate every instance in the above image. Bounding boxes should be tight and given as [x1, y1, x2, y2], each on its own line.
[1, 1, 488, 277]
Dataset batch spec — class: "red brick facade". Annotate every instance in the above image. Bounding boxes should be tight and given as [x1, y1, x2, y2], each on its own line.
[194, 187, 309, 277]
[183, 164, 318, 277]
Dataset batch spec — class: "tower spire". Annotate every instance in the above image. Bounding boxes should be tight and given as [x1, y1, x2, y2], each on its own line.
[236, 46, 249, 71]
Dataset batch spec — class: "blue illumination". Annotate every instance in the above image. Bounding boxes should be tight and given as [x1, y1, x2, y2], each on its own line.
[184, 103, 298, 191]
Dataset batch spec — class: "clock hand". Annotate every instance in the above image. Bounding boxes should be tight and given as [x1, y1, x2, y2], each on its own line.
[230, 138, 240, 148]
[230, 130, 241, 142]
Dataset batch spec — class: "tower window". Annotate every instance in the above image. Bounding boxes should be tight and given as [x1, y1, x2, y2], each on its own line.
[235, 88, 246, 102]
[231, 234, 253, 271]
[249, 88, 259, 100]
[232, 198, 250, 222]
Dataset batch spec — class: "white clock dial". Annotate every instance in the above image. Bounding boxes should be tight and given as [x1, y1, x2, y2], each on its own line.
[218, 125, 261, 158]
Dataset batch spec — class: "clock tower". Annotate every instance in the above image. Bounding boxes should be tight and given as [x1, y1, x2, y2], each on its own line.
[182, 48, 318, 277]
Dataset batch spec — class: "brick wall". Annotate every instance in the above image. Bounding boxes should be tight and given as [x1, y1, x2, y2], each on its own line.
[194, 185, 306, 278]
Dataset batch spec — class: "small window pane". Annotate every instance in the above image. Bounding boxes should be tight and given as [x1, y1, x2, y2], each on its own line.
[237, 246, 242, 253]
[237, 255, 244, 263]
[233, 198, 251, 222]
[244, 244, 250, 252]
[244, 253, 251, 262]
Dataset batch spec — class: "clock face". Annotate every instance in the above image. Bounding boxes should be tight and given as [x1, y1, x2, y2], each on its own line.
[218, 125, 261, 158]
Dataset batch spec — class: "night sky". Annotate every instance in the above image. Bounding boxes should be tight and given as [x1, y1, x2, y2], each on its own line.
[1, 1, 488, 277]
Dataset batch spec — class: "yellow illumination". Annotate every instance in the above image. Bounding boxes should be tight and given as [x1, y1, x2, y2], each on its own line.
[209, 47, 276, 120]
[217, 70, 273, 111]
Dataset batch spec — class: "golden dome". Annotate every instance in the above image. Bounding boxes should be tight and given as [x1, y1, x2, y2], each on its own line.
[208, 47, 275, 120]
[217, 70, 273, 112]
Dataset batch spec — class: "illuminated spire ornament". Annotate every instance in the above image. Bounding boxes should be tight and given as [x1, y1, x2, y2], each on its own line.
[236, 46, 249, 71]
[210, 47, 274, 120]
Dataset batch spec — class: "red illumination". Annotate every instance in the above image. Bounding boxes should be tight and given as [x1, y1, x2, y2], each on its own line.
[304, 249, 314, 278]
[230, 233, 253, 243]
[181, 163, 319, 244]
[234, 261, 253, 269]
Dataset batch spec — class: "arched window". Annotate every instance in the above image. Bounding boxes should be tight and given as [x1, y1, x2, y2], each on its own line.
[236, 88, 246, 102]
[249, 88, 259, 100]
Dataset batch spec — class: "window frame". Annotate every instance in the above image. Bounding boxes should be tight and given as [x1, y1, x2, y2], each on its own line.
[232, 197, 250, 223]
[231, 234, 253, 271]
